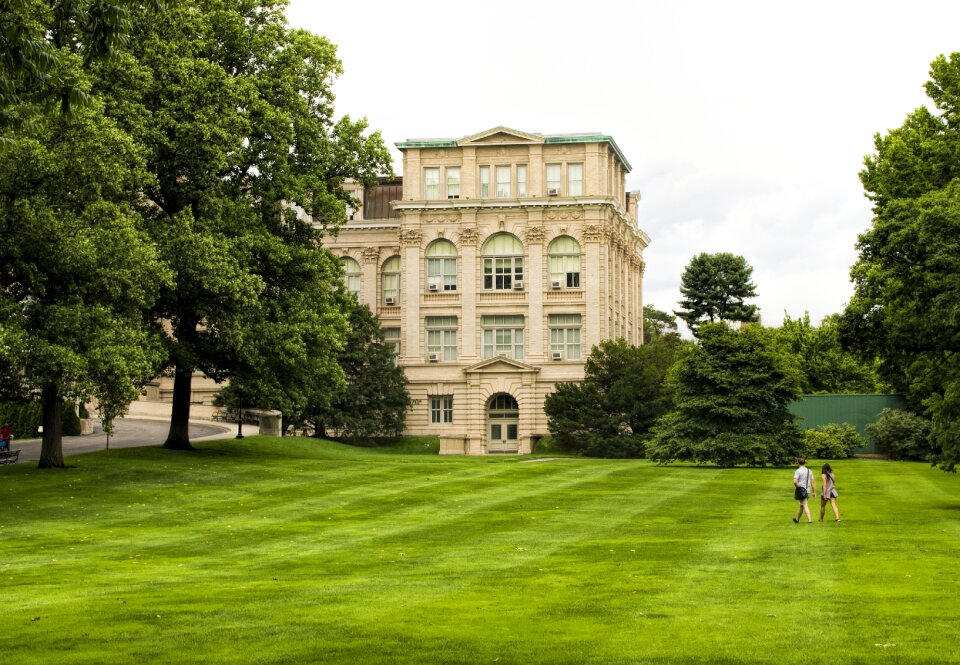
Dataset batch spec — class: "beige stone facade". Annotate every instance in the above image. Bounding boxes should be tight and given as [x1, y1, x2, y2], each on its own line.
[326, 127, 650, 454]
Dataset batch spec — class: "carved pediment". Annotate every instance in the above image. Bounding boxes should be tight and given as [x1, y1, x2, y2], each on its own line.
[464, 356, 541, 374]
[459, 126, 544, 146]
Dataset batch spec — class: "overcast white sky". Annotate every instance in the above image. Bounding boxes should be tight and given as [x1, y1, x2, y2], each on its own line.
[286, 0, 959, 329]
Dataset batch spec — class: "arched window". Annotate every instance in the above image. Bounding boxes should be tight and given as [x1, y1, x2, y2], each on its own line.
[425, 240, 457, 291]
[341, 257, 360, 297]
[482, 233, 524, 290]
[548, 236, 581, 288]
[381, 256, 400, 304]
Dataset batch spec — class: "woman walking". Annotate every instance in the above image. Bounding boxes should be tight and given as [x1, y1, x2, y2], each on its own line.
[792, 457, 816, 523]
[820, 462, 841, 522]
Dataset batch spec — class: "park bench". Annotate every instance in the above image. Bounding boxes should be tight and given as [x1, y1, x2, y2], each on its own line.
[0, 449, 20, 465]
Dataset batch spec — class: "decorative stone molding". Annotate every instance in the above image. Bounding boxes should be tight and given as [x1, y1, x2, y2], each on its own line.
[524, 226, 546, 243]
[458, 227, 480, 244]
[399, 229, 423, 247]
[423, 214, 459, 225]
[583, 224, 606, 242]
[361, 247, 381, 263]
[545, 208, 583, 221]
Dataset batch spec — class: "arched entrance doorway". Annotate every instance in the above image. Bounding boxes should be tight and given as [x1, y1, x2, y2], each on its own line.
[487, 394, 519, 453]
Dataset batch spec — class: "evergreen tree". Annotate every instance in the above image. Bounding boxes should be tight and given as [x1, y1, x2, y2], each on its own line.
[675, 253, 758, 333]
[648, 323, 803, 467]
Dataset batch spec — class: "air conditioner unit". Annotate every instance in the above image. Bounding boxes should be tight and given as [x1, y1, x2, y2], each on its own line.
[447, 194, 460, 200]
[551, 280, 563, 290]
[512, 280, 524, 290]
[428, 283, 440, 292]
[384, 297, 396, 305]
[551, 352, 563, 361]
[427, 353, 440, 362]
[547, 188, 560, 197]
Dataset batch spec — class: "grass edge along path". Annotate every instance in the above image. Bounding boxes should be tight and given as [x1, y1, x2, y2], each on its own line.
[1, 436, 959, 664]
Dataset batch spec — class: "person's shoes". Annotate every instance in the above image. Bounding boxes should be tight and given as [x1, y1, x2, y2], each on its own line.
[835, 519, 841, 522]
[807, 520, 813, 523]
[792, 518, 799, 523]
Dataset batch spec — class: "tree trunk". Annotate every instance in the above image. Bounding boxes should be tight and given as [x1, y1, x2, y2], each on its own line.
[162, 365, 194, 450]
[38, 384, 64, 469]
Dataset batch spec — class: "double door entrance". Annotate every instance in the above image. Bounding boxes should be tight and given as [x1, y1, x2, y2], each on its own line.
[487, 394, 519, 453]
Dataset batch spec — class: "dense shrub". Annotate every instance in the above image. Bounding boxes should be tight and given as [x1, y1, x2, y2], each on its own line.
[0, 400, 83, 438]
[866, 409, 935, 461]
[802, 423, 862, 459]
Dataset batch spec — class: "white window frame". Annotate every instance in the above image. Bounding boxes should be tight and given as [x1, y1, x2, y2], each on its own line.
[482, 234, 524, 291]
[424, 167, 440, 200]
[381, 256, 400, 304]
[445, 167, 460, 199]
[479, 165, 490, 198]
[430, 395, 454, 424]
[546, 163, 561, 194]
[426, 316, 458, 361]
[516, 165, 527, 197]
[341, 256, 361, 297]
[567, 163, 583, 196]
[548, 236, 582, 288]
[425, 240, 458, 291]
[482, 315, 525, 359]
[495, 165, 511, 198]
[549, 314, 582, 360]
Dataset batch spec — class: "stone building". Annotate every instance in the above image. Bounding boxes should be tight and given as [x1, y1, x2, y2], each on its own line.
[327, 127, 650, 454]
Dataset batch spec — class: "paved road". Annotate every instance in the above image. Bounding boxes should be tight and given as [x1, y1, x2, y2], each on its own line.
[8, 417, 238, 464]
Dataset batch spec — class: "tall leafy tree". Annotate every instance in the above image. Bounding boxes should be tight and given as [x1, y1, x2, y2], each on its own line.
[775, 312, 880, 394]
[94, 0, 391, 449]
[648, 323, 803, 467]
[545, 337, 686, 457]
[840, 52, 960, 471]
[0, 0, 161, 141]
[675, 252, 758, 333]
[0, 106, 169, 467]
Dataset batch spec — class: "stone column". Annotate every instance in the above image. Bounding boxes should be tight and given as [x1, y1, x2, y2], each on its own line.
[401, 229, 423, 364]
[361, 246, 380, 309]
[583, 223, 605, 351]
[525, 223, 546, 359]
[458, 222, 479, 360]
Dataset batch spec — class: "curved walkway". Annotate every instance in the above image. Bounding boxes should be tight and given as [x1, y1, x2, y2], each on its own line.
[9, 417, 239, 464]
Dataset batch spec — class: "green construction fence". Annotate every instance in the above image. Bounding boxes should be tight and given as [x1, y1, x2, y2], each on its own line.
[788, 394, 906, 454]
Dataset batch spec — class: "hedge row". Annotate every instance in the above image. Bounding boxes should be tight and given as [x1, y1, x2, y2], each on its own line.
[0, 401, 83, 439]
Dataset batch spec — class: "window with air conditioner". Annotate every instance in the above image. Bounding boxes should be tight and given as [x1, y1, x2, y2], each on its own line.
[546, 163, 561, 195]
[495, 165, 511, 198]
[381, 256, 400, 305]
[445, 166, 460, 199]
[551, 351, 563, 361]
[425, 240, 457, 291]
[550, 314, 582, 360]
[548, 236, 581, 288]
[426, 316, 458, 361]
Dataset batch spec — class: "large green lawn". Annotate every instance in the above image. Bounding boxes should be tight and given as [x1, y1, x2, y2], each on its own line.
[2, 437, 959, 664]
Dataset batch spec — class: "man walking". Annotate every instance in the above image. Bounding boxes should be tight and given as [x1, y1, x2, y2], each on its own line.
[792, 457, 816, 523]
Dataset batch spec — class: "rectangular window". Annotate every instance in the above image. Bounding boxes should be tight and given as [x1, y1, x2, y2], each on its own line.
[479, 166, 490, 198]
[483, 257, 523, 290]
[424, 167, 440, 200]
[430, 395, 454, 424]
[482, 315, 525, 359]
[516, 165, 527, 197]
[567, 163, 583, 196]
[495, 165, 511, 198]
[383, 327, 400, 362]
[549, 314, 582, 360]
[446, 167, 460, 199]
[546, 163, 561, 194]
[426, 316, 458, 361]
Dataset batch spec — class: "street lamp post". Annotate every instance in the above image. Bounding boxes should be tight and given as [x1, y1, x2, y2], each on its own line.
[236, 388, 244, 439]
